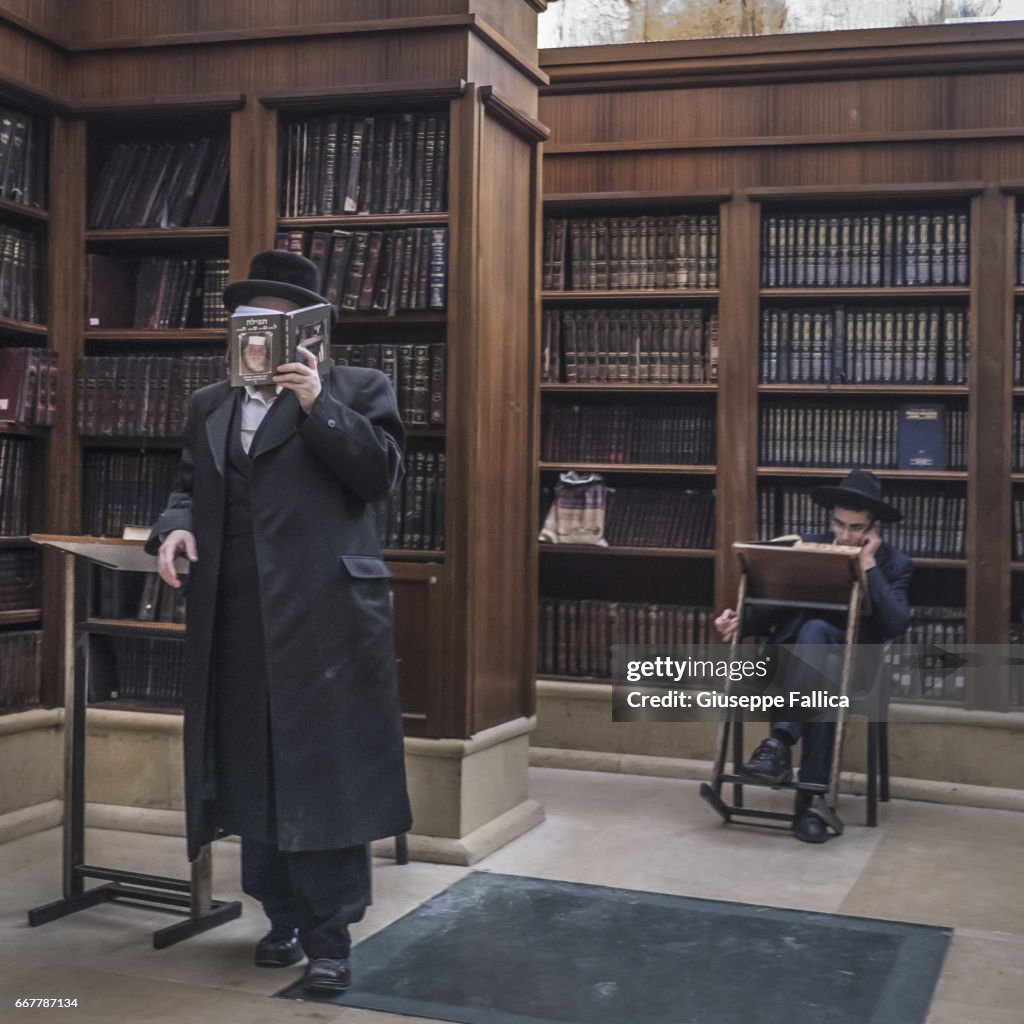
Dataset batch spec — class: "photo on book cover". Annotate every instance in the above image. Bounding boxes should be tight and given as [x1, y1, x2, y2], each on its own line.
[228, 303, 332, 387]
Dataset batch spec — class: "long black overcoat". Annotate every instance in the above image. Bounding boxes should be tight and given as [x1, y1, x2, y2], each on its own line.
[146, 365, 412, 860]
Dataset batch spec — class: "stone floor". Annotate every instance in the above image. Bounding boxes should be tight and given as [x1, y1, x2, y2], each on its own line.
[0, 767, 1021, 1023]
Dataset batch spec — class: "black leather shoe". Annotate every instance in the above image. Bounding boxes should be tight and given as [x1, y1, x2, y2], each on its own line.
[738, 736, 793, 785]
[302, 957, 352, 994]
[794, 809, 829, 844]
[254, 928, 303, 967]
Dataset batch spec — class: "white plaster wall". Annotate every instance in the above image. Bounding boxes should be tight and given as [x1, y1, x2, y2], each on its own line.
[540, 0, 1017, 48]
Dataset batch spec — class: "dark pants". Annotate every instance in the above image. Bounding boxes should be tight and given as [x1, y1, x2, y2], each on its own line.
[772, 617, 844, 788]
[241, 837, 372, 958]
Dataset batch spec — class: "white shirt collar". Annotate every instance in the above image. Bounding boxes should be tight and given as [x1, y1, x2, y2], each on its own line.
[243, 384, 283, 403]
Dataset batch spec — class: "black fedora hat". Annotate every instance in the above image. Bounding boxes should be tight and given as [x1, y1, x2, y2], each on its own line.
[809, 468, 901, 523]
[223, 250, 331, 312]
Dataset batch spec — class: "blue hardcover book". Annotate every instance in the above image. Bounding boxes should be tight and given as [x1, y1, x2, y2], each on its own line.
[898, 403, 947, 470]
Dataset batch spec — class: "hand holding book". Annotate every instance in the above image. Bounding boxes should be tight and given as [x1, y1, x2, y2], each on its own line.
[273, 346, 322, 413]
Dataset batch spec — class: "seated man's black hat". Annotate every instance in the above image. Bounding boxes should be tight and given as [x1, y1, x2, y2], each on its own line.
[809, 468, 901, 523]
[223, 250, 331, 312]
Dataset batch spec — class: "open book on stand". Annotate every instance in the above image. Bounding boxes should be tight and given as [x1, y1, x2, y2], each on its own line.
[229, 303, 332, 387]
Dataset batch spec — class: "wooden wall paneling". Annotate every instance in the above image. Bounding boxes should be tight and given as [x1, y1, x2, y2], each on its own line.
[230, 100, 276, 273]
[442, 85, 480, 737]
[391, 563, 446, 732]
[469, 92, 541, 733]
[0, 17, 65, 106]
[68, 3, 468, 49]
[966, 187, 1012, 710]
[467, 32, 546, 111]
[68, 32, 469, 107]
[715, 195, 759, 611]
[40, 115, 86, 706]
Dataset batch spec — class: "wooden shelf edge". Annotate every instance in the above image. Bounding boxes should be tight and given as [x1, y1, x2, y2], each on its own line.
[541, 384, 718, 392]
[541, 462, 716, 474]
[279, 213, 449, 229]
[259, 78, 468, 111]
[382, 550, 445, 562]
[539, 545, 713, 559]
[83, 329, 226, 341]
[0, 196, 47, 222]
[0, 422, 49, 436]
[760, 287, 970, 298]
[84, 618, 185, 635]
[544, 190, 731, 207]
[758, 384, 969, 394]
[87, 701, 182, 715]
[85, 227, 230, 241]
[543, 289, 719, 301]
[747, 182, 985, 201]
[0, 609, 41, 624]
[0, 317, 46, 336]
[757, 467, 967, 480]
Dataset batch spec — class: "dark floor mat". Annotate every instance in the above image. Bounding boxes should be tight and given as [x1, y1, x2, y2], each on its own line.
[277, 871, 951, 1024]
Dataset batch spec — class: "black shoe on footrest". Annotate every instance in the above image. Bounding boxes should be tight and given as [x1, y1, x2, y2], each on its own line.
[794, 808, 829, 844]
[254, 927, 303, 967]
[302, 957, 352, 993]
[738, 736, 793, 786]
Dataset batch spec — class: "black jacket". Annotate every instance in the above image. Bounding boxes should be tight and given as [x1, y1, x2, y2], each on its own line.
[146, 366, 412, 859]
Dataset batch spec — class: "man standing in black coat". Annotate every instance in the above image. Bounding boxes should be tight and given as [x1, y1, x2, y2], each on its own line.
[714, 470, 911, 844]
[148, 251, 412, 993]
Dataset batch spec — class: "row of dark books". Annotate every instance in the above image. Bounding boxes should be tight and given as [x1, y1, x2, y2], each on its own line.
[275, 227, 448, 312]
[94, 566, 185, 623]
[0, 347, 57, 426]
[1014, 209, 1024, 286]
[543, 215, 720, 291]
[86, 255, 230, 331]
[1010, 311, 1024, 386]
[82, 450, 179, 537]
[760, 210, 969, 289]
[538, 599, 715, 679]
[757, 484, 830, 541]
[1011, 496, 1024, 560]
[0, 437, 31, 535]
[888, 608, 967, 702]
[87, 136, 229, 230]
[759, 402, 967, 471]
[0, 224, 43, 323]
[603, 487, 715, 549]
[0, 107, 47, 209]
[77, 355, 223, 438]
[759, 306, 969, 385]
[0, 629, 41, 711]
[373, 447, 445, 552]
[541, 403, 716, 465]
[0, 548, 38, 612]
[1008, 617, 1024, 706]
[280, 111, 449, 217]
[541, 309, 719, 385]
[758, 481, 966, 557]
[1008, 408, 1024, 472]
[332, 343, 446, 427]
[89, 636, 184, 707]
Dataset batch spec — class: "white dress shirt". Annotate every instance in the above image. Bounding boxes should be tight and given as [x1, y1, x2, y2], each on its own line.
[240, 385, 282, 454]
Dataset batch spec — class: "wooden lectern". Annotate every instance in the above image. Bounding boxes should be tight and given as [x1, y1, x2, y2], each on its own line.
[699, 541, 871, 837]
[26, 534, 241, 948]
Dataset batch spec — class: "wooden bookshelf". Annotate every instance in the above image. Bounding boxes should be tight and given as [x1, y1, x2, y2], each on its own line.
[540, 40, 1010, 709]
[542, 383, 718, 393]
[83, 329, 226, 342]
[83, 618, 185, 637]
[85, 228, 230, 243]
[543, 289, 719, 303]
[0, 94, 53, 715]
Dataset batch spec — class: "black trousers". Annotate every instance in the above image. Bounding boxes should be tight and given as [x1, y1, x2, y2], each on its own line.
[772, 617, 844, 787]
[241, 837, 372, 958]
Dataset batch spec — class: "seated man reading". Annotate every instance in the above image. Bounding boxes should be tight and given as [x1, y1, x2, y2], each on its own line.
[714, 469, 911, 844]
